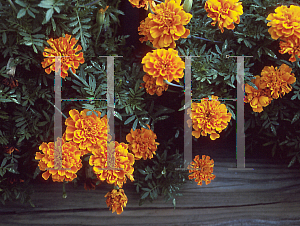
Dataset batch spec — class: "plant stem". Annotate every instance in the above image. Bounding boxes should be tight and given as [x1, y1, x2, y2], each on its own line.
[62, 180, 67, 198]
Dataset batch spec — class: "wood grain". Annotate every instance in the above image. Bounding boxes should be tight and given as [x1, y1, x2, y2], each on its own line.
[1, 156, 299, 226]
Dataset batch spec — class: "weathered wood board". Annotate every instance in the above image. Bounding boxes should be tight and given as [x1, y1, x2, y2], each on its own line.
[1, 153, 300, 226]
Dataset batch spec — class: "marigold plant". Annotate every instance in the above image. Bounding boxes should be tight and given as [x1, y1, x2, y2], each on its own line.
[188, 96, 232, 140]
[105, 189, 128, 215]
[188, 155, 216, 186]
[244, 76, 273, 113]
[266, 5, 300, 40]
[138, 0, 192, 48]
[279, 36, 300, 62]
[126, 125, 159, 160]
[41, 34, 85, 78]
[89, 141, 135, 188]
[64, 109, 108, 153]
[204, 0, 243, 33]
[142, 48, 185, 86]
[35, 138, 82, 182]
[260, 64, 296, 99]
[141, 74, 169, 96]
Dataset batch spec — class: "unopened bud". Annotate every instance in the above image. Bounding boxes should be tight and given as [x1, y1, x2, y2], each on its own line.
[96, 5, 109, 26]
[183, 0, 193, 13]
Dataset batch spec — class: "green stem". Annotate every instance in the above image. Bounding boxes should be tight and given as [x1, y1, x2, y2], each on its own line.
[68, 68, 81, 81]
[62, 180, 67, 198]
[8, 0, 18, 14]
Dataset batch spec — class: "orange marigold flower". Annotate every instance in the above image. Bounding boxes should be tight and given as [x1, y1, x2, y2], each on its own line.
[41, 34, 85, 79]
[35, 138, 82, 182]
[141, 74, 169, 96]
[142, 48, 185, 86]
[188, 96, 232, 140]
[65, 109, 108, 153]
[4, 146, 19, 155]
[260, 64, 296, 99]
[126, 125, 159, 160]
[128, 0, 155, 10]
[138, 0, 192, 48]
[244, 76, 272, 113]
[188, 155, 216, 186]
[266, 5, 300, 40]
[204, 0, 243, 33]
[105, 189, 128, 215]
[279, 35, 300, 62]
[89, 141, 135, 188]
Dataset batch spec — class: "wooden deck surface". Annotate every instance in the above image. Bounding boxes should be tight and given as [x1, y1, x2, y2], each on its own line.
[1, 153, 300, 226]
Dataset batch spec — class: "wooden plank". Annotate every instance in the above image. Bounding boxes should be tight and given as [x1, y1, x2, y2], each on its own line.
[1, 157, 299, 225]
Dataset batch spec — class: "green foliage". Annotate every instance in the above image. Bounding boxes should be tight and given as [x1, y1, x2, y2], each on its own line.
[134, 136, 189, 208]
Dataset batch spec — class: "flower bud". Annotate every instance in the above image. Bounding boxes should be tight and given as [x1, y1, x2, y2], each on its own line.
[96, 5, 109, 26]
[183, 0, 193, 13]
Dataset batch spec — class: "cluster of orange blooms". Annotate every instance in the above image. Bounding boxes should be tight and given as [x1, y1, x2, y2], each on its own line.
[35, 109, 159, 214]
[266, 5, 300, 62]
[245, 64, 296, 113]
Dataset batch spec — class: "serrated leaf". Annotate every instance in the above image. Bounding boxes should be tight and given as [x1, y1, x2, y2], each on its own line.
[124, 115, 135, 125]
[2, 32, 7, 45]
[15, 0, 27, 7]
[17, 8, 26, 18]
[141, 191, 149, 199]
[45, 8, 54, 23]
[133, 118, 138, 131]
[27, 9, 35, 18]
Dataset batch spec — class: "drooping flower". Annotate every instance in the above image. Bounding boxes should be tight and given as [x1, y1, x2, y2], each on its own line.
[266, 5, 300, 40]
[126, 125, 159, 160]
[105, 189, 128, 214]
[141, 74, 169, 96]
[138, 0, 192, 48]
[244, 76, 272, 113]
[2, 77, 18, 89]
[142, 48, 185, 86]
[64, 109, 109, 153]
[260, 64, 296, 99]
[279, 35, 300, 62]
[41, 34, 85, 78]
[89, 141, 135, 188]
[188, 155, 216, 186]
[187, 96, 232, 140]
[204, 0, 243, 33]
[128, 0, 155, 10]
[35, 138, 82, 182]
[4, 145, 19, 155]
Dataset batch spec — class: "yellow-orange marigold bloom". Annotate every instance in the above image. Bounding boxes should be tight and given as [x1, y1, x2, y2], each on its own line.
[141, 74, 169, 96]
[128, 0, 155, 10]
[244, 76, 272, 113]
[204, 0, 243, 33]
[188, 155, 216, 186]
[279, 35, 300, 62]
[41, 34, 85, 78]
[142, 48, 185, 86]
[260, 64, 296, 99]
[35, 138, 82, 182]
[105, 189, 128, 215]
[188, 96, 232, 140]
[65, 109, 108, 153]
[89, 141, 135, 188]
[266, 5, 300, 40]
[138, 0, 192, 48]
[126, 125, 159, 160]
